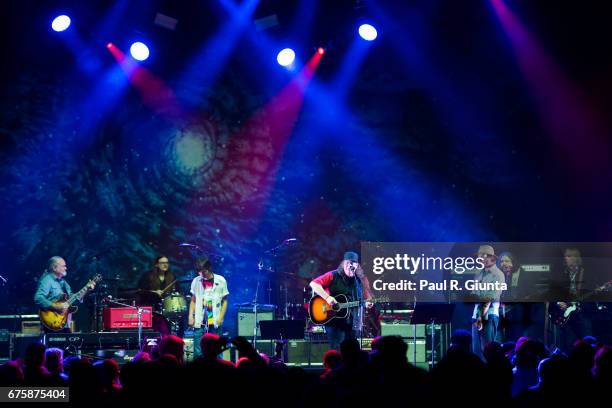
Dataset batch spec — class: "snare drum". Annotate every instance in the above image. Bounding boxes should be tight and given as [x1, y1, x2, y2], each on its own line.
[162, 292, 187, 315]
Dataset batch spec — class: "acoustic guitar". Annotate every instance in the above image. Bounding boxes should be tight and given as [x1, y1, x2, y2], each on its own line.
[308, 294, 385, 325]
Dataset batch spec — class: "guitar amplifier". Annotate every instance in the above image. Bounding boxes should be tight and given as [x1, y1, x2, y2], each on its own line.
[236, 305, 276, 337]
[21, 320, 42, 335]
[183, 332, 232, 362]
[0, 330, 9, 361]
[251, 339, 327, 366]
[380, 322, 425, 338]
[103, 307, 153, 329]
[10, 334, 43, 360]
[361, 337, 427, 363]
[252, 338, 427, 365]
[287, 340, 328, 366]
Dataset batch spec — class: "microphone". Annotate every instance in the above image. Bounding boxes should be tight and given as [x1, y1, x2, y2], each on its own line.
[178, 243, 200, 248]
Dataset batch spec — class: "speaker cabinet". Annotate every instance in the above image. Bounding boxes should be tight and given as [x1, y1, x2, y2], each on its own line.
[380, 322, 425, 337]
[237, 310, 275, 337]
[252, 338, 427, 365]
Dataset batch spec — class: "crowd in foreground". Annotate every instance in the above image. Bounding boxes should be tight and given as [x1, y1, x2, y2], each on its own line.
[0, 332, 610, 406]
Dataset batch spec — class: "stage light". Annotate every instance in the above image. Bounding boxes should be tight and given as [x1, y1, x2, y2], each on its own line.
[51, 15, 71, 32]
[277, 48, 296, 67]
[317, 47, 325, 55]
[130, 42, 150, 61]
[358, 24, 377, 41]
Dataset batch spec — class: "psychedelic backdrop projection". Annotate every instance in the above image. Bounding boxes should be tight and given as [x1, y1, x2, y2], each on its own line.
[1, 1, 612, 333]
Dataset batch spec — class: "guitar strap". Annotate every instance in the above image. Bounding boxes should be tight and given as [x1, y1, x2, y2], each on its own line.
[60, 279, 70, 296]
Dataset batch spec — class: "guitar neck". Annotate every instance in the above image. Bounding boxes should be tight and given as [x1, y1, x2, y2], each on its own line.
[573, 281, 612, 303]
[338, 301, 360, 309]
[337, 298, 381, 309]
[65, 284, 90, 306]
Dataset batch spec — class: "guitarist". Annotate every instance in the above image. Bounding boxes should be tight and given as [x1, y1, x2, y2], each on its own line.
[553, 248, 593, 351]
[309, 251, 372, 351]
[34, 256, 96, 333]
[471, 245, 505, 360]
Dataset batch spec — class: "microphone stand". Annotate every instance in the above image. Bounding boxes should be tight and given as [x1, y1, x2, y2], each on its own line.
[252, 260, 263, 347]
[413, 296, 417, 365]
[251, 239, 296, 346]
[85, 246, 118, 333]
[264, 239, 294, 320]
[106, 298, 151, 350]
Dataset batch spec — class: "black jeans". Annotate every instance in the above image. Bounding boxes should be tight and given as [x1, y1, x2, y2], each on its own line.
[327, 325, 354, 351]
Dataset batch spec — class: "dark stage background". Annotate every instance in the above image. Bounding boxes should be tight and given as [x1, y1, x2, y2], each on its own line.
[1, 0, 611, 334]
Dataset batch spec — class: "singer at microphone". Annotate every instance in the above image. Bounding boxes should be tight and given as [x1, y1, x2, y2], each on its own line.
[308, 251, 374, 351]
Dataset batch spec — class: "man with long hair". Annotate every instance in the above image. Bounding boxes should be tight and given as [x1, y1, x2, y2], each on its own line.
[553, 248, 593, 351]
[309, 251, 373, 351]
[138, 255, 177, 305]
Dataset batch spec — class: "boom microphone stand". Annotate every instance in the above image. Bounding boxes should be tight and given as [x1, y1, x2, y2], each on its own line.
[252, 260, 263, 346]
[106, 298, 151, 350]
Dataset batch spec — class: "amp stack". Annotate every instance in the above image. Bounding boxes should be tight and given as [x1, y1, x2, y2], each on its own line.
[379, 307, 449, 369]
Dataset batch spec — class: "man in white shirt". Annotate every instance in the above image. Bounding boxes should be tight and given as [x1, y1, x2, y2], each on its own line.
[471, 245, 505, 359]
[188, 257, 229, 359]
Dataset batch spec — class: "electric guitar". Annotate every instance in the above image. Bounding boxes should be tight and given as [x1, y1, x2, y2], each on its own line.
[308, 294, 386, 325]
[39, 274, 102, 331]
[549, 280, 612, 326]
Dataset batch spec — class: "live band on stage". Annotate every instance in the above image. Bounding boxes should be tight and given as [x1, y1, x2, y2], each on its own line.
[31, 243, 612, 363]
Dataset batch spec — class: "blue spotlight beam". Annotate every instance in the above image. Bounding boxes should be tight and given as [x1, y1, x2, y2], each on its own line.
[287, 0, 318, 49]
[329, 37, 371, 102]
[363, 1, 522, 180]
[229, 16, 489, 241]
[174, 0, 260, 108]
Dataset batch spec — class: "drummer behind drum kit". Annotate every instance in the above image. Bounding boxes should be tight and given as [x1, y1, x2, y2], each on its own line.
[93, 277, 192, 336]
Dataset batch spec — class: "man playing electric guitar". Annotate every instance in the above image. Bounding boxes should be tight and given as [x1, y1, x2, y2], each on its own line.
[551, 248, 595, 351]
[34, 256, 96, 333]
[309, 251, 373, 351]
